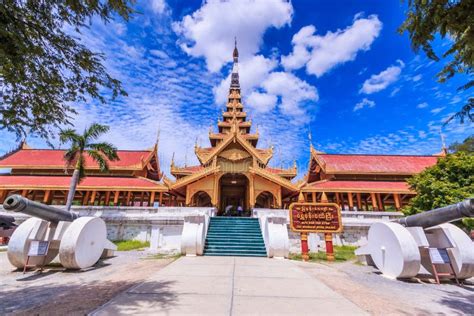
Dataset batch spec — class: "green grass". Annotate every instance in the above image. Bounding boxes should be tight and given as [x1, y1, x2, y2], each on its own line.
[145, 253, 182, 260]
[289, 245, 357, 262]
[113, 240, 150, 251]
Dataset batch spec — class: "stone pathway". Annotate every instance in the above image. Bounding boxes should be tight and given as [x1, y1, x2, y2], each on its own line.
[92, 256, 367, 315]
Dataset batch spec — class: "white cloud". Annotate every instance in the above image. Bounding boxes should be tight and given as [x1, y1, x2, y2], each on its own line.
[431, 107, 445, 114]
[262, 72, 319, 116]
[360, 60, 404, 94]
[389, 87, 400, 97]
[246, 92, 277, 113]
[411, 74, 422, 82]
[281, 14, 382, 77]
[354, 98, 375, 111]
[150, 0, 166, 14]
[149, 49, 169, 59]
[172, 0, 293, 72]
[417, 102, 428, 109]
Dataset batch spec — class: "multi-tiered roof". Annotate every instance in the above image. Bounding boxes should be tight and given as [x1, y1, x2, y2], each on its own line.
[171, 41, 297, 181]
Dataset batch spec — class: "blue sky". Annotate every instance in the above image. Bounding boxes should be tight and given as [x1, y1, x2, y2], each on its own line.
[0, 0, 472, 177]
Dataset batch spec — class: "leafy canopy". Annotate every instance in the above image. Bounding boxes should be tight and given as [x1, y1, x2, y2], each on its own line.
[405, 152, 474, 216]
[449, 135, 474, 153]
[0, 0, 135, 139]
[59, 123, 119, 182]
[399, 0, 474, 123]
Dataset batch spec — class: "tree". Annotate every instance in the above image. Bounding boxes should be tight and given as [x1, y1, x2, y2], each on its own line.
[0, 1, 135, 139]
[405, 152, 474, 230]
[449, 135, 474, 153]
[399, 0, 474, 124]
[60, 123, 119, 210]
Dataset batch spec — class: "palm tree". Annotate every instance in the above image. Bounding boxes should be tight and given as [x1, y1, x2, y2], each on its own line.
[60, 123, 119, 211]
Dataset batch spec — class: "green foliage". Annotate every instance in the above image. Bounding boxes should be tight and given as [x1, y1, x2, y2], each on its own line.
[289, 245, 357, 262]
[449, 135, 474, 153]
[399, 0, 473, 123]
[145, 253, 182, 260]
[0, 0, 135, 139]
[404, 153, 474, 216]
[60, 123, 119, 181]
[114, 240, 150, 251]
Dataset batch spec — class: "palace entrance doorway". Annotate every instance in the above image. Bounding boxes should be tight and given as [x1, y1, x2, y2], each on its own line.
[219, 173, 248, 216]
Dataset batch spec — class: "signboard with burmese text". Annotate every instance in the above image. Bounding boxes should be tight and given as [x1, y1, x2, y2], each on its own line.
[289, 203, 342, 233]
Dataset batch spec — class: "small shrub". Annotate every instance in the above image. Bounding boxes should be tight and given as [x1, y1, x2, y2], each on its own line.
[113, 240, 150, 251]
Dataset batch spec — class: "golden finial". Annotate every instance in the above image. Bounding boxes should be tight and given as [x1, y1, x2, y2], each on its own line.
[170, 152, 175, 167]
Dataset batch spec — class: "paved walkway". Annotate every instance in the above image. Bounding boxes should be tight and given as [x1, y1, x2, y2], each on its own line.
[92, 256, 367, 315]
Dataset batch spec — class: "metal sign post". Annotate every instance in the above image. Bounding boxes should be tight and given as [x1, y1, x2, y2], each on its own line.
[428, 248, 459, 285]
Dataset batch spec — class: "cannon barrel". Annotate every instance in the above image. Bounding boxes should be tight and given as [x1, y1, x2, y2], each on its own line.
[0, 214, 16, 229]
[398, 198, 474, 228]
[3, 195, 78, 223]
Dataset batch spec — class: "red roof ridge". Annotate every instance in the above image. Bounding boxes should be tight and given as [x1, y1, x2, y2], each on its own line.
[317, 153, 438, 158]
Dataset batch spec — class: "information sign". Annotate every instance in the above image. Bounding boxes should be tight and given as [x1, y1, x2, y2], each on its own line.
[429, 248, 451, 264]
[289, 202, 342, 233]
[28, 241, 50, 257]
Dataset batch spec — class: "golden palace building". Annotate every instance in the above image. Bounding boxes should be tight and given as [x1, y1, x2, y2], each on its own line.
[0, 44, 443, 212]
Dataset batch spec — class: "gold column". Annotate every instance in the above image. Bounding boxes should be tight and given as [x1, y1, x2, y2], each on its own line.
[249, 174, 255, 208]
[377, 193, 384, 211]
[356, 193, 362, 211]
[347, 192, 354, 211]
[105, 191, 111, 206]
[113, 191, 120, 206]
[149, 191, 156, 205]
[394, 193, 401, 210]
[370, 193, 378, 211]
[90, 191, 97, 205]
[159, 192, 163, 206]
[185, 186, 191, 206]
[82, 191, 90, 205]
[126, 191, 132, 206]
[0, 190, 7, 204]
[277, 187, 282, 208]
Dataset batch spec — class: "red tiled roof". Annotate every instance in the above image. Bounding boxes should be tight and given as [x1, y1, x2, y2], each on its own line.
[178, 165, 204, 173]
[0, 149, 154, 170]
[0, 175, 165, 190]
[316, 154, 438, 175]
[304, 180, 412, 193]
[266, 167, 294, 175]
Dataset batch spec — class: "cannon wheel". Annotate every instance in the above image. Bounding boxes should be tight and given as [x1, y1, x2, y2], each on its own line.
[421, 223, 474, 280]
[59, 217, 106, 269]
[364, 222, 421, 279]
[7, 218, 58, 268]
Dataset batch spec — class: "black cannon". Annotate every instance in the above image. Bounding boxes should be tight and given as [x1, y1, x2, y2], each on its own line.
[3, 194, 78, 223]
[0, 214, 16, 229]
[398, 198, 474, 228]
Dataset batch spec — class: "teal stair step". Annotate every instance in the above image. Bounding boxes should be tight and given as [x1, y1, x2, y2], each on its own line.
[207, 232, 262, 236]
[204, 217, 267, 257]
[203, 253, 267, 257]
[207, 231, 262, 235]
[205, 246, 266, 251]
[205, 241, 265, 245]
[204, 250, 267, 256]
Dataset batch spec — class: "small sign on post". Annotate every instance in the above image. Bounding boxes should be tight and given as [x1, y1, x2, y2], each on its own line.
[428, 248, 459, 285]
[289, 202, 342, 262]
[23, 240, 50, 274]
